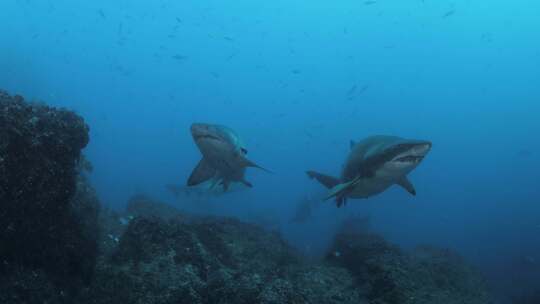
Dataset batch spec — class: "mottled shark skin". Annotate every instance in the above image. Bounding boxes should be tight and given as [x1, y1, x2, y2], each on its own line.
[307, 135, 432, 207]
[188, 123, 270, 191]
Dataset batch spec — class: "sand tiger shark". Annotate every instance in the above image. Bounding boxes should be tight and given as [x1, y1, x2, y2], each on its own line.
[188, 123, 270, 191]
[307, 135, 432, 207]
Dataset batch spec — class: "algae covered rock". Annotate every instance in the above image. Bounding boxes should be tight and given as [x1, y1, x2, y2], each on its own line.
[86, 205, 364, 304]
[327, 230, 491, 304]
[126, 193, 187, 221]
[0, 91, 99, 297]
[84, 195, 491, 304]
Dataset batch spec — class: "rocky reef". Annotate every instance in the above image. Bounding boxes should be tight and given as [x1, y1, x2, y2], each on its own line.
[79, 194, 490, 304]
[85, 198, 364, 304]
[0, 90, 492, 303]
[512, 290, 540, 304]
[328, 230, 489, 304]
[0, 91, 100, 302]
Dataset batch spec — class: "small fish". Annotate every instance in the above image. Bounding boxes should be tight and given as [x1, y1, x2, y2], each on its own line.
[349, 84, 369, 100]
[98, 9, 106, 19]
[107, 234, 119, 243]
[224, 36, 235, 42]
[364, 1, 377, 5]
[347, 85, 357, 96]
[291, 69, 301, 75]
[119, 217, 130, 225]
[442, 10, 455, 18]
[175, 17, 182, 23]
[172, 54, 187, 61]
[481, 32, 493, 42]
[358, 84, 369, 94]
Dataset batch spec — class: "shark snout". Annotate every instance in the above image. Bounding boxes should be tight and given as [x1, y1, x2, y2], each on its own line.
[190, 123, 215, 140]
[415, 141, 432, 156]
[190, 123, 207, 136]
[391, 140, 432, 163]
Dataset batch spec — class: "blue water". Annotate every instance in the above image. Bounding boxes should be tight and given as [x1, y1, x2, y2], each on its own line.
[2, 0, 539, 302]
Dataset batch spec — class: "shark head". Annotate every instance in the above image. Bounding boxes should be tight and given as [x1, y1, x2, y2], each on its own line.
[379, 139, 432, 176]
[190, 123, 247, 157]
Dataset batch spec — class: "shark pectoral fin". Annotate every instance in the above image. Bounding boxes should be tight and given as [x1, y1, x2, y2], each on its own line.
[244, 158, 272, 173]
[241, 179, 253, 188]
[396, 176, 416, 196]
[324, 177, 360, 201]
[187, 158, 216, 186]
[306, 171, 341, 189]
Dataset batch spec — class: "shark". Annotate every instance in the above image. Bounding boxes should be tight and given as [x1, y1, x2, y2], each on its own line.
[307, 135, 432, 207]
[188, 123, 270, 191]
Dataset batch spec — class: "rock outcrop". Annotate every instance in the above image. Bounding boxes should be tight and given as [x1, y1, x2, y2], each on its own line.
[328, 230, 490, 304]
[82, 194, 490, 304]
[0, 91, 99, 300]
[85, 212, 363, 304]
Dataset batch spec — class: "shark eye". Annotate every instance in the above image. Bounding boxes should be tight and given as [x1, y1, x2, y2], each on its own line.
[241, 148, 248, 154]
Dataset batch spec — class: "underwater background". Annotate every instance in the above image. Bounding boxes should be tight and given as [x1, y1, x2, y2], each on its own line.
[1, 0, 539, 303]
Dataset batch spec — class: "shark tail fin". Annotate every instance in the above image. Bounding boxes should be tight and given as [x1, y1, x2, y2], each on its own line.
[306, 171, 340, 189]
[324, 177, 361, 201]
[244, 158, 272, 173]
[187, 158, 216, 186]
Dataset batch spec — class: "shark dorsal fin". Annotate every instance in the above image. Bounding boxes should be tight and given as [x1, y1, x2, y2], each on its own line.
[350, 140, 356, 150]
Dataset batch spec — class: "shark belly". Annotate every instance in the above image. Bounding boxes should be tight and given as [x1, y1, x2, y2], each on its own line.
[348, 168, 403, 198]
[348, 178, 394, 198]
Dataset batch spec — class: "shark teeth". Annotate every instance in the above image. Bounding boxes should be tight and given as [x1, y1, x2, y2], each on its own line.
[394, 155, 424, 163]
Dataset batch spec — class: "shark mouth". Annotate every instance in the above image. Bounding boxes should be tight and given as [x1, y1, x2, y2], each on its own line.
[394, 155, 424, 163]
[194, 134, 222, 142]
